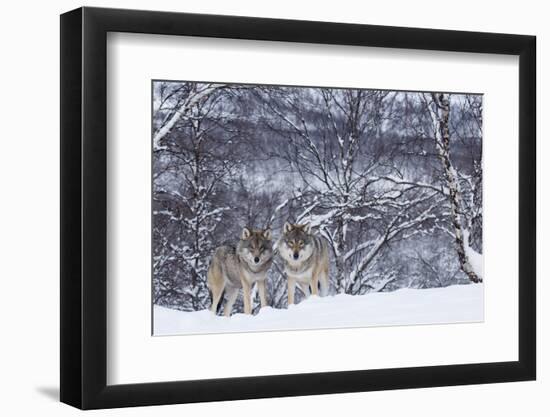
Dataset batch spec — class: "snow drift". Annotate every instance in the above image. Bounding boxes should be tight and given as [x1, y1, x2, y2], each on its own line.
[153, 284, 483, 336]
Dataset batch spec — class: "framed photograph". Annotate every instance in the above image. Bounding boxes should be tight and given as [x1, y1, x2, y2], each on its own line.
[60, 6, 536, 409]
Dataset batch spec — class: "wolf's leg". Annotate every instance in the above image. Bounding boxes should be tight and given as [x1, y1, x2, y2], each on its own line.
[224, 287, 239, 317]
[300, 283, 310, 298]
[319, 269, 329, 296]
[241, 278, 252, 314]
[257, 280, 268, 308]
[310, 272, 319, 296]
[319, 258, 330, 297]
[322, 258, 330, 296]
[287, 277, 296, 306]
[209, 281, 224, 314]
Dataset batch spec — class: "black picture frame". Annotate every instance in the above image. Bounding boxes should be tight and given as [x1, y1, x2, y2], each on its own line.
[60, 6, 536, 410]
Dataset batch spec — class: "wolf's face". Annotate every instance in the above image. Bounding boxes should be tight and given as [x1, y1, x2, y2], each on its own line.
[281, 222, 314, 263]
[238, 227, 273, 267]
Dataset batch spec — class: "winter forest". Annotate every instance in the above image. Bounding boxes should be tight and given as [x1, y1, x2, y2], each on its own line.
[152, 80, 483, 318]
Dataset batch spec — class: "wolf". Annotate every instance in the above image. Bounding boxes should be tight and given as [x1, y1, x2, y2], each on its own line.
[278, 222, 330, 305]
[207, 227, 273, 316]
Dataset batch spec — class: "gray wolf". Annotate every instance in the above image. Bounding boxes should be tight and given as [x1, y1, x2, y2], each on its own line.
[278, 222, 330, 305]
[207, 227, 273, 316]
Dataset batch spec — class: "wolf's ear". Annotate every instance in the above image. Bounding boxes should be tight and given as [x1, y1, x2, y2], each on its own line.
[263, 229, 272, 240]
[283, 222, 293, 234]
[303, 222, 312, 234]
[241, 227, 251, 240]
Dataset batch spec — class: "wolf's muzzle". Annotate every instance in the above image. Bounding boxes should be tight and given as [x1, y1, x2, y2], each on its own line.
[293, 252, 299, 260]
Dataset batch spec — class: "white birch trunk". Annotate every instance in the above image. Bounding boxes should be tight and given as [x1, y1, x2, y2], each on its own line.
[427, 93, 482, 283]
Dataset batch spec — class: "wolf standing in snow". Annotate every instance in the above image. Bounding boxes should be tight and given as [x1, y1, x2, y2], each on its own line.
[278, 222, 330, 305]
[207, 227, 273, 316]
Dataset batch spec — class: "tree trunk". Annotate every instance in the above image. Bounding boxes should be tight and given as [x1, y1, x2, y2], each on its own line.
[429, 93, 482, 283]
[334, 217, 348, 293]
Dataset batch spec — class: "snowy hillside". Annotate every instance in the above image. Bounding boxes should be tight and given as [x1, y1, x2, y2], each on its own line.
[153, 284, 483, 336]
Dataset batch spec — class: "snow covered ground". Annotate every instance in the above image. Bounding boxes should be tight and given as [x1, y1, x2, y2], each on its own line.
[153, 284, 484, 336]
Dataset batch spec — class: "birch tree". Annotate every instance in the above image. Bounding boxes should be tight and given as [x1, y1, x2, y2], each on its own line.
[423, 93, 482, 283]
[153, 82, 245, 310]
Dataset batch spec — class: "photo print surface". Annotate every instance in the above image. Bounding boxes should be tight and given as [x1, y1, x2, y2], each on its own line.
[152, 81, 483, 336]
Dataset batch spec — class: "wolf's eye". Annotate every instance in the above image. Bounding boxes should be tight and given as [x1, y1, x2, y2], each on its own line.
[299, 241, 304, 247]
